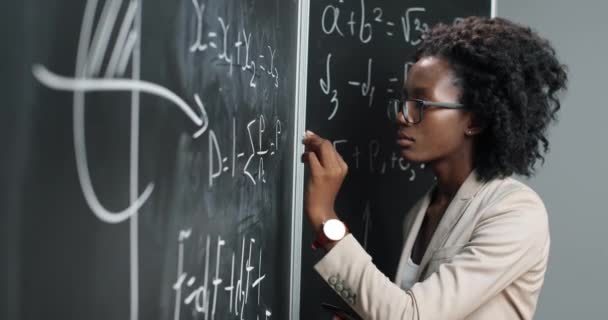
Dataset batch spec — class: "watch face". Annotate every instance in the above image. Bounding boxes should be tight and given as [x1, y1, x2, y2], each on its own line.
[324, 219, 346, 241]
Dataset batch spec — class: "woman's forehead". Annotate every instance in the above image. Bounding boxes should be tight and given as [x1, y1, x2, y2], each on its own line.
[407, 57, 452, 85]
[405, 57, 460, 98]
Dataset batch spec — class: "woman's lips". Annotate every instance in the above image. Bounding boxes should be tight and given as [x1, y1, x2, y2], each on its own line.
[397, 132, 415, 147]
[397, 138, 414, 147]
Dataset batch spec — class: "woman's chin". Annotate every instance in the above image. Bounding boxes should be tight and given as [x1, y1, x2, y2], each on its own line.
[399, 149, 426, 164]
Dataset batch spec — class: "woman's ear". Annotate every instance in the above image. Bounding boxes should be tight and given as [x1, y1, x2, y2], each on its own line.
[465, 114, 484, 136]
[465, 126, 483, 136]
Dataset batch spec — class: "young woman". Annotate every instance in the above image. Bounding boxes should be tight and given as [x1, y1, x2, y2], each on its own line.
[302, 17, 567, 320]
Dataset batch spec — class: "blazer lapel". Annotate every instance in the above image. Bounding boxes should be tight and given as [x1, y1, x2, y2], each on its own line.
[394, 186, 433, 283]
[415, 170, 485, 279]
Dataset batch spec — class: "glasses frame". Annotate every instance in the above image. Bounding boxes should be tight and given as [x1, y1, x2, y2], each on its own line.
[387, 97, 466, 124]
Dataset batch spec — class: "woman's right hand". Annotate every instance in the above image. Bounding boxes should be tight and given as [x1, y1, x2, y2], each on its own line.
[301, 131, 348, 234]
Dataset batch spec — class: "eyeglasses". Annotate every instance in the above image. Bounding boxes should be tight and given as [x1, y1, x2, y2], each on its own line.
[387, 96, 466, 124]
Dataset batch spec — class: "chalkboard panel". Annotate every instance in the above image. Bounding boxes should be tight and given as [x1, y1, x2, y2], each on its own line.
[2, 0, 306, 320]
[301, 1, 491, 319]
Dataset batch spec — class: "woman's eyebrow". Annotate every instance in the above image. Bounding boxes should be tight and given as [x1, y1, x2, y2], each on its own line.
[402, 87, 428, 97]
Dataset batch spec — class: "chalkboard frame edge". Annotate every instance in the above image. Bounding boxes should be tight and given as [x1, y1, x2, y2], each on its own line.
[289, 0, 311, 319]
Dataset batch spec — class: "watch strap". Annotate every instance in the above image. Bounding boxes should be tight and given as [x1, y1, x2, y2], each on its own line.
[312, 221, 348, 250]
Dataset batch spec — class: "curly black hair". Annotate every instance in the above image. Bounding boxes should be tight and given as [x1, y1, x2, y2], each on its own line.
[415, 17, 568, 182]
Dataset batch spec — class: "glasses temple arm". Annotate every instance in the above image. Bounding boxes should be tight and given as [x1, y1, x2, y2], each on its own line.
[422, 101, 465, 109]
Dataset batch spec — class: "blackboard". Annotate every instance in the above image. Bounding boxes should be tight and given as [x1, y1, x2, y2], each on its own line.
[2, 0, 308, 320]
[301, 1, 492, 319]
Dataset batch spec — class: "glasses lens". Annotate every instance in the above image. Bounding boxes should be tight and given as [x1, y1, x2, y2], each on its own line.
[387, 99, 422, 123]
[408, 100, 422, 123]
[387, 99, 401, 122]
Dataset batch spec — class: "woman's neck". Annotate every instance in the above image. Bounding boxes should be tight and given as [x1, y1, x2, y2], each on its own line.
[430, 158, 474, 205]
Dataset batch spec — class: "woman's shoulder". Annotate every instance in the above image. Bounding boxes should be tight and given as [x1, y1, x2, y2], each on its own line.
[480, 176, 545, 209]
[476, 176, 549, 231]
[472, 176, 551, 255]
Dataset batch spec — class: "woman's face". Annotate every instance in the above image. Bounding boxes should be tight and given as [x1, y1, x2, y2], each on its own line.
[397, 56, 473, 164]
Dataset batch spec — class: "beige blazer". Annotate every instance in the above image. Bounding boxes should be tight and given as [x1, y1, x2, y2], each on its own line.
[315, 170, 550, 320]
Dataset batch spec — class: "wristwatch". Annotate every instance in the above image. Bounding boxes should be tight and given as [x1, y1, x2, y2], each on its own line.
[312, 219, 349, 250]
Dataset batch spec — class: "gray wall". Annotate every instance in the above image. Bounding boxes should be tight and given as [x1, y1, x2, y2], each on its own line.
[497, 1, 608, 319]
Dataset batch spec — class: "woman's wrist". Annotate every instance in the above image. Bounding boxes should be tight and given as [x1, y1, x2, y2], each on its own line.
[309, 210, 339, 234]
[313, 217, 348, 252]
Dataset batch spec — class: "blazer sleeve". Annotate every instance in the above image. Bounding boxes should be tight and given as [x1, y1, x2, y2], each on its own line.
[314, 188, 550, 320]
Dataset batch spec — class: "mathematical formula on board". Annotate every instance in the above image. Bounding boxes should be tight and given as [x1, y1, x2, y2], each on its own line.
[321, 0, 431, 45]
[173, 230, 272, 320]
[32, 0, 286, 218]
[319, 0, 429, 123]
[322, 0, 465, 45]
[318, 0, 463, 180]
[31, 0, 286, 319]
[188, 0, 281, 89]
